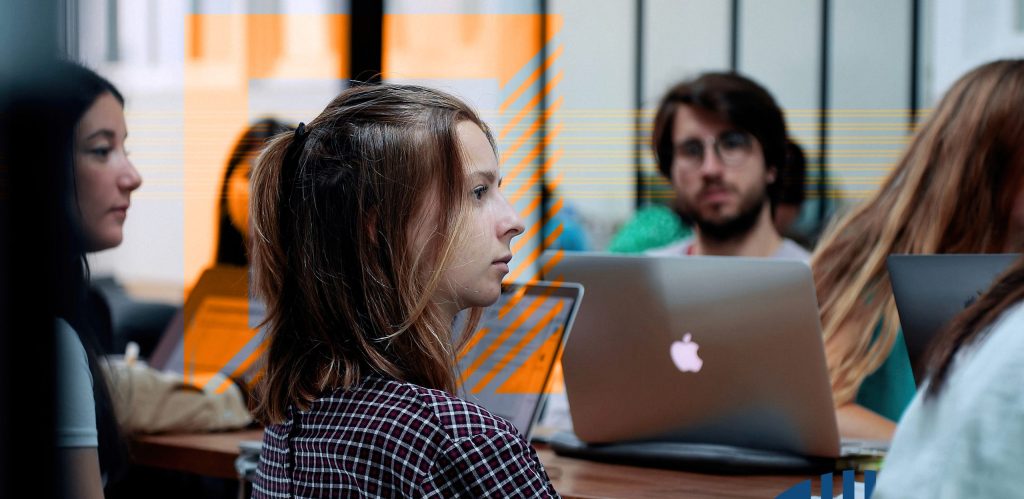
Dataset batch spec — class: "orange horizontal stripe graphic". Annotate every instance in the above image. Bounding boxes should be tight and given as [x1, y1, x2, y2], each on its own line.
[500, 96, 564, 164]
[503, 125, 563, 187]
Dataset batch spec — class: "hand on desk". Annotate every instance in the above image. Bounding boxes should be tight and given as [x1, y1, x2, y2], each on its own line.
[836, 403, 895, 441]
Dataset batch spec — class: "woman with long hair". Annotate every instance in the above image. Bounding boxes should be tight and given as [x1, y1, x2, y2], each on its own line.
[811, 59, 1024, 439]
[43, 60, 143, 497]
[248, 84, 556, 497]
[873, 255, 1024, 496]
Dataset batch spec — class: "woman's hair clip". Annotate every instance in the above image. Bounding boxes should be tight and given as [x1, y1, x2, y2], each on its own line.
[281, 122, 310, 207]
[283, 122, 308, 176]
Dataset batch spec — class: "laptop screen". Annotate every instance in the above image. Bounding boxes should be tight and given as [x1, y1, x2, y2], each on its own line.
[888, 253, 1019, 384]
[455, 281, 582, 439]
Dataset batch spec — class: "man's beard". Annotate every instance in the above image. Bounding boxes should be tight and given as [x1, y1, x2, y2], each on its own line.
[678, 184, 769, 243]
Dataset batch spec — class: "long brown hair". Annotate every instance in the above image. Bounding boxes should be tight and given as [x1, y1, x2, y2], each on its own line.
[811, 59, 1024, 406]
[249, 84, 492, 423]
[925, 255, 1024, 399]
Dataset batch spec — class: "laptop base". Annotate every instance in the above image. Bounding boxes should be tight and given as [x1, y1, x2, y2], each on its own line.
[548, 432, 835, 475]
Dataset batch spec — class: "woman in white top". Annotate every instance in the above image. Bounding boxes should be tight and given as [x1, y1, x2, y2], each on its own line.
[46, 60, 143, 498]
[874, 254, 1024, 497]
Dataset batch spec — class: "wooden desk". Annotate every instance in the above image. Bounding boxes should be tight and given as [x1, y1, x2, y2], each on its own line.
[131, 429, 264, 480]
[131, 430, 845, 498]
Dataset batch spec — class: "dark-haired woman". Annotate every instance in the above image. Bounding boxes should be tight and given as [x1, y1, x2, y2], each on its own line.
[48, 61, 142, 497]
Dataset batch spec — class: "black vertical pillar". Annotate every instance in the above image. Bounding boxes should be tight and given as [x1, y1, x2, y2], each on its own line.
[0, 0, 60, 496]
[817, 0, 831, 225]
[909, 0, 920, 130]
[540, 0, 551, 246]
[349, 0, 383, 84]
[633, 0, 645, 209]
[730, 0, 740, 71]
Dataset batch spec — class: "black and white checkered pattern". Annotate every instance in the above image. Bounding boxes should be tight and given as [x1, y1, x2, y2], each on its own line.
[253, 373, 558, 498]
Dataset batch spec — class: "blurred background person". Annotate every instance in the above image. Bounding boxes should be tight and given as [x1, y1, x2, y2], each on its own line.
[812, 58, 1024, 441]
[774, 139, 807, 239]
[645, 72, 808, 260]
[607, 138, 807, 254]
[216, 118, 293, 267]
[542, 183, 590, 252]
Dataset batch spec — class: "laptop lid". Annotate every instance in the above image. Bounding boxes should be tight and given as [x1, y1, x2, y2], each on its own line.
[543, 251, 841, 458]
[456, 281, 583, 440]
[887, 253, 1019, 384]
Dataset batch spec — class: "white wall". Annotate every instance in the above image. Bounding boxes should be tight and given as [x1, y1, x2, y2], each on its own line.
[548, 0, 636, 249]
[643, 0, 731, 107]
[84, 0, 187, 299]
[933, 0, 1024, 100]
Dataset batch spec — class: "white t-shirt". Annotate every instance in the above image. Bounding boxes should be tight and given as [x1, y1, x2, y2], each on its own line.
[873, 303, 1024, 498]
[56, 318, 98, 448]
[645, 237, 811, 261]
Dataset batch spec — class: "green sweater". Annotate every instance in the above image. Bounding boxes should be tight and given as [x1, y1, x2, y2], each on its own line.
[855, 326, 917, 422]
[607, 205, 691, 253]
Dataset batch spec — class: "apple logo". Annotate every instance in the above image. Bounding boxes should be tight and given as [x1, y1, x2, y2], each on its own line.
[670, 333, 703, 373]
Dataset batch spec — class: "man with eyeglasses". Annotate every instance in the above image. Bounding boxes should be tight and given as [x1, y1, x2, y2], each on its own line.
[645, 72, 809, 260]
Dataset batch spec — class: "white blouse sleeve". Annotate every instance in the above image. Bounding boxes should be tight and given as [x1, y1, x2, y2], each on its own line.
[55, 318, 98, 448]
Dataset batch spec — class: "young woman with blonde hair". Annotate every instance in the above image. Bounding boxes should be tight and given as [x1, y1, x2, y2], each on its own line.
[247, 84, 557, 497]
[811, 59, 1024, 440]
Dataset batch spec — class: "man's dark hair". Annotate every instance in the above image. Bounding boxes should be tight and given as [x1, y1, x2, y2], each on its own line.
[778, 139, 807, 206]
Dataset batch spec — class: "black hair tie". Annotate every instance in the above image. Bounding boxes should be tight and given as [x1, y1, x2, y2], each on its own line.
[280, 122, 310, 232]
[287, 122, 309, 165]
[282, 122, 309, 189]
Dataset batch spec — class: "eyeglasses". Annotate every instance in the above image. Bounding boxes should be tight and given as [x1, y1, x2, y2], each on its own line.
[673, 131, 755, 171]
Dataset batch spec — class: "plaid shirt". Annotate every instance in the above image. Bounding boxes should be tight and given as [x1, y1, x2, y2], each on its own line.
[253, 373, 559, 498]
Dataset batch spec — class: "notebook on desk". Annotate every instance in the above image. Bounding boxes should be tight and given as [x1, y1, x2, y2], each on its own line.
[149, 265, 265, 392]
[887, 253, 1019, 383]
[541, 251, 882, 472]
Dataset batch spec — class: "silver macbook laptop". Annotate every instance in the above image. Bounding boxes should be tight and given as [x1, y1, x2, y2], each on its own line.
[542, 251, 843, 459]
[456, 281, 583, 439]
[887, 253, 1019, 383]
